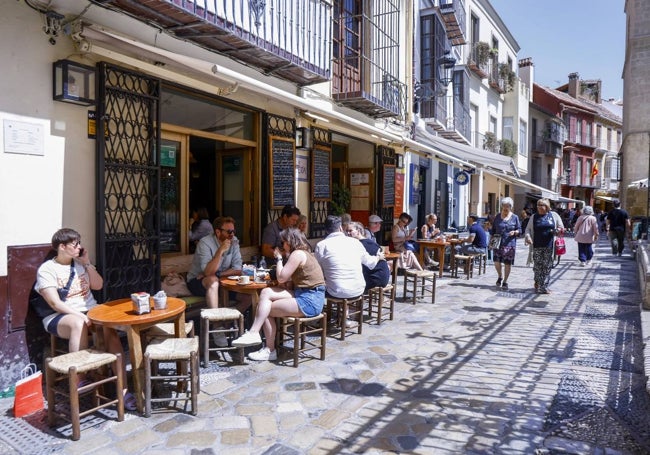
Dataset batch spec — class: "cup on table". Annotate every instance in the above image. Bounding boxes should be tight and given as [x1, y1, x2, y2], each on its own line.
[153, 295, 167, 310]
[382, 246, 390, 254]
[238, 276, 250, 285]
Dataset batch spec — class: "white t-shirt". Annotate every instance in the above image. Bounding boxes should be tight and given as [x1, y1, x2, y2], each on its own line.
[35, 259, 98, 327]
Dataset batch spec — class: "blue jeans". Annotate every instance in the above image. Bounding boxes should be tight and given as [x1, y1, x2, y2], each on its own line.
[577, 242, 594, 262]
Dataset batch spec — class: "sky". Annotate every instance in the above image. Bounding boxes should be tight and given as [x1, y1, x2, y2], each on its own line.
[488, 0, 626, 101]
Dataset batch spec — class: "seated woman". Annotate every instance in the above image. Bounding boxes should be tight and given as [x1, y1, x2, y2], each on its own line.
[420, 213, 441, 267]
[34, 228, 136, 410]
[391, 213, 423, 271]
[232, 228, 325, 361]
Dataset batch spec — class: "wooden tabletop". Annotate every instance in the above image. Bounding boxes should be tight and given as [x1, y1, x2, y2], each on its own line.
[87, 297, 186, 327]
[219, 278, 269, 292]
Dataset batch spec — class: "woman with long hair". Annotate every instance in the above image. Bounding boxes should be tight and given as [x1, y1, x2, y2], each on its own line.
[232, 228, 325, 361]
[490, 197, 521, 290]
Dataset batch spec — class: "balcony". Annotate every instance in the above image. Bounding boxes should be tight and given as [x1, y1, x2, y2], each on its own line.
[467, 42, 490, 79]
[332, 2, 405, 119]
[94, 0, 331, 86]
[439, 0, 467, 46]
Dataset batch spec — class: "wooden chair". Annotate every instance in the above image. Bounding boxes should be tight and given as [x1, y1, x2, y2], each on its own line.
[325, 295, 364, 341]
[474, 252, 488, 275]
[402, 270, 436, 305]
[275, 313, 327, 367]
[452, 254, 474, 279]
[45, 349, 124, 440]
[366, 284, 395, 324]
[144, 336, 200, 417]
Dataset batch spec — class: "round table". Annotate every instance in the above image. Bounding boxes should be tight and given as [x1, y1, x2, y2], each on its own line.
[88, 297, 187, 414]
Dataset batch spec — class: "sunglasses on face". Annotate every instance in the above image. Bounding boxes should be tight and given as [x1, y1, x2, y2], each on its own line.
[219, 228, 236, 235]
[68, 241, 81, 248]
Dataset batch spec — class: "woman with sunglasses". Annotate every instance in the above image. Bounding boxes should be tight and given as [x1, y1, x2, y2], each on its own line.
[34, 228, 136, 410]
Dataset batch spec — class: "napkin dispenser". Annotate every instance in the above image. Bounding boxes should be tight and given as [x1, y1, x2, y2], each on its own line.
[131, 292, 151, 314]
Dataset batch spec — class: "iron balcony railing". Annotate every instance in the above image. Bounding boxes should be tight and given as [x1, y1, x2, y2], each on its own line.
[97, 0, 332, 85]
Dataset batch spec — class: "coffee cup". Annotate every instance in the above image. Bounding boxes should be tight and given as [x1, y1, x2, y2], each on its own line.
[382, 245, 390, 254]
[238, 276, 250, 285]
[153, 295, 167, 310]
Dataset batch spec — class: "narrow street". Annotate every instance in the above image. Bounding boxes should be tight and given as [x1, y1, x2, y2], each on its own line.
[1, 236, 650, 454]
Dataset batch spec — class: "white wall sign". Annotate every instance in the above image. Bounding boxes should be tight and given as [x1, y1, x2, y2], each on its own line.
[3, 119, 45, 156]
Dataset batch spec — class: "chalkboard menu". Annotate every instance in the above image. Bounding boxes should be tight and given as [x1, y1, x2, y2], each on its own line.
[382, 164, 395, 207]
[270, 137, 295, 208]
[311, 147, 331, 200]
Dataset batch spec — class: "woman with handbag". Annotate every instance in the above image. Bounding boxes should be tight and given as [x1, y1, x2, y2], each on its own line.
[573, 205, 599, 266]
[34, 228, 136, 410]
[524, 199, 565, 294]
[490, 197, 521, 290]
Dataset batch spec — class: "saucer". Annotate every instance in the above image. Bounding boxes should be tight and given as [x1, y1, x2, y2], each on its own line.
[237, 281, 253, 286]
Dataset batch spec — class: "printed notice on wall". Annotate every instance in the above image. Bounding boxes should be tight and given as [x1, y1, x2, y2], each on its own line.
[3, 119, 44, 156]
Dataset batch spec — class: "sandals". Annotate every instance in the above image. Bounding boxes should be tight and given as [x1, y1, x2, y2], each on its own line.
[123, 392, 137, 412]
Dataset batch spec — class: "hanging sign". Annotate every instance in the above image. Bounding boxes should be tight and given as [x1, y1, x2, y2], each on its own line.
[454, 170, 470, 186]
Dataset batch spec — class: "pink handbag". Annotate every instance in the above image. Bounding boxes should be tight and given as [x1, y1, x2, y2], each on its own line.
[554, 236, 566, 256]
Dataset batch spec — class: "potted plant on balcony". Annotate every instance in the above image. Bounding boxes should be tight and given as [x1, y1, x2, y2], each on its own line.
[483, 132, 499, 153]
[474, 42, 491, 66]
[500, 139, 518, 157]
[498, 63, 516, 92]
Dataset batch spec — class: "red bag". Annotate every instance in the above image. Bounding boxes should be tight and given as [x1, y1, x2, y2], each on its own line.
[13, 363, 44, 418]
[555, 236, 566, 256]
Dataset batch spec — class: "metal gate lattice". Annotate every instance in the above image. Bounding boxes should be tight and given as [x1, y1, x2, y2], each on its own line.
[97, 63, 161, 302]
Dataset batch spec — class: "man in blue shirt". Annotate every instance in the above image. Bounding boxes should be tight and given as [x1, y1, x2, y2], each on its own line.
[457, 215, 488, 255]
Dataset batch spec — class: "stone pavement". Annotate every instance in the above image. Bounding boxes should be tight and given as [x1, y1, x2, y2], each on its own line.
[2, 237, 650, 454]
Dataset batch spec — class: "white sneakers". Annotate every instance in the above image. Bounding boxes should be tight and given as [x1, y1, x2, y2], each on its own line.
[232, 331, 262, 347]
[248, 347, 277, 361]
[212, 332, 228, 347]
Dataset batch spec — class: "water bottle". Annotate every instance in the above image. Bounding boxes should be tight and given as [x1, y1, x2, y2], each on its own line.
[259, 257, 267, 270]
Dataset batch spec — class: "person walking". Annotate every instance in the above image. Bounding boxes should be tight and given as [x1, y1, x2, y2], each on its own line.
[524, 198, 564, 294]
[573, 205, 599, 266]
[490, 197, 521, 290]
[606, 199, 631, 256]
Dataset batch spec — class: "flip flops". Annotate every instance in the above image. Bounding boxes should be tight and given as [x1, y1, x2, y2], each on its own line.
[123, 392, 137, 412]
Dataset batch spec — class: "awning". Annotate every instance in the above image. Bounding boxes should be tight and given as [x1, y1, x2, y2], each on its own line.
[492, 173, 559, 199]
[525, 192, 582, 203]
[594, 195, 617, 202]
[413, 123, 513, 173]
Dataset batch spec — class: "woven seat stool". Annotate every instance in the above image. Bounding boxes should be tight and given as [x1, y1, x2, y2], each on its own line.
[366, 284, 395, 324]
[144, 336, 200, 418]
[45, 349, 124, 441]
[474, 253, 488, 275]
[452, 254, 474, 279]
[276, 313, 327, 367]
[402, 270, 436, 305]
[200, 308, 244, 365]
[325, 295, 363, 341]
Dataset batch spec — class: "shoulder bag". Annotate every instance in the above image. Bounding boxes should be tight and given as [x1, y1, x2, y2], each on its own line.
[29, 262, 76, 318]
[488, 234, 502, 250]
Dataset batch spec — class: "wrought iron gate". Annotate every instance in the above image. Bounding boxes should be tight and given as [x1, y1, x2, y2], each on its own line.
[96, 63, 161, 302]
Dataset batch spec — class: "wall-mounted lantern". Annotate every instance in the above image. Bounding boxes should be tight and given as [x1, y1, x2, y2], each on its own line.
[53, 59, 96, 106]
[296, 127, 312, 150]
[437, 50, 457, 89]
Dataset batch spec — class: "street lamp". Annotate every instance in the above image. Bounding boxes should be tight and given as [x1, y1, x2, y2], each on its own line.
[437, 50, 456, 88]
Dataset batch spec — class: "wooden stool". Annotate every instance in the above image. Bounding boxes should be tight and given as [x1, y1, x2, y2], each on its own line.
[45, 349, 124, 441]
[366, 284, 395, 324]
[200, 308, 244, 365]
[402, 270, 436, 305]
[144, 336, 200, 418]
[325, 295, 364, 340]
[452, 254, 474, 279]
[276, 313, 327, 367]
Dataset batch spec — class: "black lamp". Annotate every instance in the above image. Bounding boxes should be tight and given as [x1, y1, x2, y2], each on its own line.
[437, 50, 457, 88]
[296, 127, 312, 150]
[53, 59, 96, 106]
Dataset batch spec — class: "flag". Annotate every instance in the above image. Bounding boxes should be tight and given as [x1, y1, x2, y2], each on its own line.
[591, 162, 599, 179]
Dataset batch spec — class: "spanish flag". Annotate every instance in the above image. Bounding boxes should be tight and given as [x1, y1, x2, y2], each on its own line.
[591, 162, 599, 179]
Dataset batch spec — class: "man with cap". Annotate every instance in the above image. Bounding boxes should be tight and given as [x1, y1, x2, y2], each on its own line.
[367, 214, 383, 243]
[606, 199, 631, 256]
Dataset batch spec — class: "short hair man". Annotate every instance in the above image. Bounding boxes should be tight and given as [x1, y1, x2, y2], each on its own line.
[261, 205, 301, 264]
[314, 215, 385, 299]
[457, 215, 488, 255]
[367, 214, 383, 243]
[606, 199, 631, 256]
[187, 216, 243, 308]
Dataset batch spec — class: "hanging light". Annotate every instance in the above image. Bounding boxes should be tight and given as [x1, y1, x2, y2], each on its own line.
[437, 50, 457, 88]
[53, 59, 96, 106]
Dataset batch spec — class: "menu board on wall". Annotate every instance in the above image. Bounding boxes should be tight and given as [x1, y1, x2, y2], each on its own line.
[393, 170, 405, 219]
[311, 147, 331, 200]
[269, 137, 295, 208]
[382, 164, 395, 208]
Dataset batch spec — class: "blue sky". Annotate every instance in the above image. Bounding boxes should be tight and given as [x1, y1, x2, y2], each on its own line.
[488, 0, 625, 100]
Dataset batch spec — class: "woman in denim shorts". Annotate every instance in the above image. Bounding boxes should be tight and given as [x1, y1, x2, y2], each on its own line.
[232, 228, 325, 361]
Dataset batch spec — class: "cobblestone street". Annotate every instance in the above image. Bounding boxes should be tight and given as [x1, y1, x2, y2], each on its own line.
[2, 237, 650, 454]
